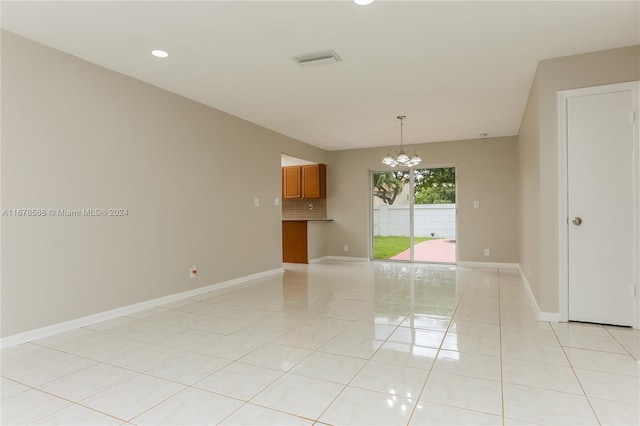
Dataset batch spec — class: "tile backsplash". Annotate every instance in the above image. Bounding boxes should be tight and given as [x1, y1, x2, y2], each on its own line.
[282, 199, 327, 220]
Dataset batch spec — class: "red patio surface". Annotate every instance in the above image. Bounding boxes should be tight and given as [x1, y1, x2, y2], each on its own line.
[390, 238, 456, 263]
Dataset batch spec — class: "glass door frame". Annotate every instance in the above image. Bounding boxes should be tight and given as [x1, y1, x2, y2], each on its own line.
[370, 165, 458, 264]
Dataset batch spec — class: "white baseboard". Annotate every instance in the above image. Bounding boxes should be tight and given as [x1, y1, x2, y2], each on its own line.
[0, 267, 284, 349]
[457, 261, 520, 269]
[518, 265, 561, 323]
[327, 256, 370, 262]
[308, 256, 329, 264]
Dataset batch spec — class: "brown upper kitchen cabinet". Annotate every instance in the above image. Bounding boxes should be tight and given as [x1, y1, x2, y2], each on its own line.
[282, 166, 301, 199]
[282, 164, 326, 199]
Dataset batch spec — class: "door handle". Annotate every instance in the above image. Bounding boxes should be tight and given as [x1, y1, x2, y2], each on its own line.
[572, 217, 583, 226]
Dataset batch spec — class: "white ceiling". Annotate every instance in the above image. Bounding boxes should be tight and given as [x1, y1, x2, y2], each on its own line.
[2, 1, 639, 151]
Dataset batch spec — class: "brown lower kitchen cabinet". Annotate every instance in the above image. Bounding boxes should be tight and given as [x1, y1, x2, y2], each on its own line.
[282, 221, 307, 263]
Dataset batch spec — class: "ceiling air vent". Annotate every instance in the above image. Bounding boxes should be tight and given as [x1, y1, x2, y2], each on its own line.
[292, 49, 342, 67]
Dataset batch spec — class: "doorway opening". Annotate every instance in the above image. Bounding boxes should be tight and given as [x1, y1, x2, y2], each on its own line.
[372, 167, 457, 263]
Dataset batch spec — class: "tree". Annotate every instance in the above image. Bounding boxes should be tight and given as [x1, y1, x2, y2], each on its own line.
[373, 167, 456, 205]
[373, 171, 409, 205]
[414, 167, 456, 204]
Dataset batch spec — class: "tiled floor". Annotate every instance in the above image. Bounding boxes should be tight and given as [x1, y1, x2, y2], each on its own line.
[2, 261, 639, 425]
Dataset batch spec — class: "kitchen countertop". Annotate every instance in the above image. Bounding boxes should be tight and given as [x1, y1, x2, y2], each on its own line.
[282, 219, 334, 222]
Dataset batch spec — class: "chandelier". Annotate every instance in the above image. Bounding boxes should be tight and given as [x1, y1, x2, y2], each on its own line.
[381, 115, 422, 168]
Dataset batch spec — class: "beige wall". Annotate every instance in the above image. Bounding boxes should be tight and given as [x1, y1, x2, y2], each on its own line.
[518, 73, 541, 306]
[518, 45, 640, 313]
[1, 31, 327, 337]
[326, 137, 519, 263]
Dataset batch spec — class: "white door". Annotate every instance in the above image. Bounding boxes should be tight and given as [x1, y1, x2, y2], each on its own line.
[567, 88, 636, 326]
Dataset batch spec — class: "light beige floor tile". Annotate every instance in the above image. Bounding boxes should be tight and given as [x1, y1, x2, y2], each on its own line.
[465, 282, 499, 297]
[103, 341, 178, 372]
[420, 372, 502, 415]
[373, 301, 414, 315]
[144, 350, 230, 384]
[502, 340, 569, 366]
[605, 326, 640, 359]
[411, 305, 456, 317]
[340, 321, 397, 340]
[399, 314, 451, 332]
[194, 361, 282, 400]
[1, 343, 96, 387]
[164, 300, 244, 317]
[410, 402, 502, 425]
[574, 368, 640, 405]
[589, 397, 640, 426]
[502, 357, 583, 394]
[289, 351, 365, 384]
[38, 363, 138, 401]
[251, 373, 343, 419]
[501, 325, 560, 345]
[503, 383, 598, 425]
[1, 388, 72, 425]
[350, 360, 429, 397]
[32, 328, 95, 350]
[31, 404, 122, 425]
[84, 316, 138, 335]
[502, 418, 543, 425]
[80, 374, 185, 421]
[157, 327, 225, 352]
[273, 326, 340, 350]
[117, 320, 192, 346]
[371, 341, 438, 370]
[355, 310, 408, 326]
[197, 333, 268, 360]
[441, 332, 501, 356]
[1, 377, 30, 400]
[388, 328, 445, 349]
[320, 386, 416, 425]
[239, 343, 312, 372]
[553, 323, 627, 353]
[219, 403, 314, 425]
[318, 334, 384, 359]
[131, 387, 243, 426]
[447, 320, 501, 338]
[452, 308, 500, 324]
[432, 349, 501, 381]
[565, 347, 640, 376]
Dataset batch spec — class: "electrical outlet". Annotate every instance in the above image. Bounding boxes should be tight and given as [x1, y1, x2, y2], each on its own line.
[190, 265, 197, 278]
[484, 249, 490, 256]
[274, 197, 280, 206]
[254, 197, 260, 207]
[474, 201, 480, 208]
[308, 203, 313, 210]
[344, 245, 349, 252]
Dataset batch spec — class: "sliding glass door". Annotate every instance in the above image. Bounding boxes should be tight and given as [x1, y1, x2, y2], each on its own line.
[372, 167, 456, 263]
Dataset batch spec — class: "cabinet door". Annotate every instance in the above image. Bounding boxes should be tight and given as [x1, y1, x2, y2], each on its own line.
[282, 221, 308, 263]
[302, 164, 326, 199]
[282, 167, 301, 199]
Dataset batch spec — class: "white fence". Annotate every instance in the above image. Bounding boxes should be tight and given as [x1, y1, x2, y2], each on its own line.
[373, 204, 456, 238]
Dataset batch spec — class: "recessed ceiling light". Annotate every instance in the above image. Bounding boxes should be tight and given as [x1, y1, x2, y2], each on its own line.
[151, 49, 169, 58]
[354, 0, 374, 5]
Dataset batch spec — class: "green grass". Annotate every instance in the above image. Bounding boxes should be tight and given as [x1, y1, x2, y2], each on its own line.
[373, 236, 432, 259]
